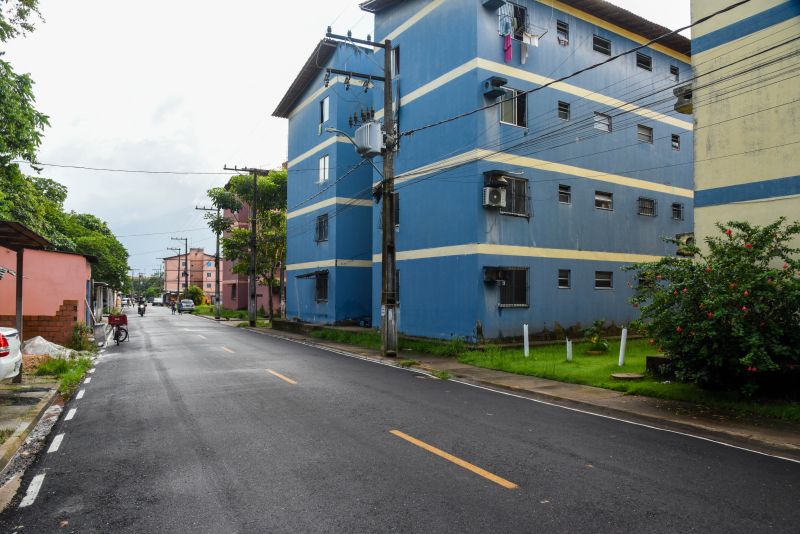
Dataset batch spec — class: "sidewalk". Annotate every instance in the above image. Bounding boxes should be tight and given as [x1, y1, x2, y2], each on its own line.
[197, 315, 800, 460]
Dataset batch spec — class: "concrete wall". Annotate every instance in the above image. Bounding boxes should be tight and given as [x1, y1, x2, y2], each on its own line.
[691, 0, 800, 248]
[0, 247, 91, 325]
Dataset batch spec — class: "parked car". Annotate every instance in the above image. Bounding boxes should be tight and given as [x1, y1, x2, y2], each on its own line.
[179, 299, 195, 313]
[152, 297, 164, 306]
[0, 328, 23, 380]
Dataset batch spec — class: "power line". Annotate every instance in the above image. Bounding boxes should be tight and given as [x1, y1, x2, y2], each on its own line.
[398, 0, 753, 138]
[13, 161, 239, 175]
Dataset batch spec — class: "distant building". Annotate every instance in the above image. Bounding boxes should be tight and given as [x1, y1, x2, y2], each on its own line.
[162, 248, 216, 302]
[690, 0, 800, 246]
[276, 0, 694, 339]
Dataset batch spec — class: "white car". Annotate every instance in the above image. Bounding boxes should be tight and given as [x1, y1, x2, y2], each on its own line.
[0, 327, 23, 380]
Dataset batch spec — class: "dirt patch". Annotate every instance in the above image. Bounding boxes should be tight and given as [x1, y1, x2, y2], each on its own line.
[22, 355, 49, 374]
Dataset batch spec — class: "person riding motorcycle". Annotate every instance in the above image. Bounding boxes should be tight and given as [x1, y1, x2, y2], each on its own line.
[137, 298, 146, 317]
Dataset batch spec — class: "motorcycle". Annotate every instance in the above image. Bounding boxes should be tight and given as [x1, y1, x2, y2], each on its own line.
[138, 302, 146, 317]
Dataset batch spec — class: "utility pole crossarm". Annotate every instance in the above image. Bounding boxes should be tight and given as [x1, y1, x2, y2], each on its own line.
[325, 67, 385, 83]
[196, 205, 222, 320]
[325, 31, 387, 49]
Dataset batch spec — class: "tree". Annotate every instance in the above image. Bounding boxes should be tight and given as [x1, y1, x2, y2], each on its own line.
[217, 171, 287, 320]
[626, 218, 800, 394]
[186, 285, 205, 305]
[0, 0, 42, 43]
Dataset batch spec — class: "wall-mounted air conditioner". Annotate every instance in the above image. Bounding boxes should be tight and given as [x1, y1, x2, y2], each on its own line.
[483, 76, 508, 99]
[483, 186, 507, 208]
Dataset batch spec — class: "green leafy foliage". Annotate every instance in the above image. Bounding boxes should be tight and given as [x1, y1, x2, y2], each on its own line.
[0, 0, 42, 43]
[186, 285, 205, 305]
[626, 218, 800, 393]
[582, 319, 610, 353]
[0, 57, 49, 166]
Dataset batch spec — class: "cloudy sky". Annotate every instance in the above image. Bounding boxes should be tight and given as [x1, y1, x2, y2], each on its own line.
[5, 0, 690, 274]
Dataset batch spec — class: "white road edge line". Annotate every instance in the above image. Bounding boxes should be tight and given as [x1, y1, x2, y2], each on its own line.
[65, 408, 77, 421]
[47, 433, 65, 453]
[197, 334, 207, 339]
[246, 329, 800, 465]
[84, 377, 92, 384]
[19, 474, 45, 508]
[75, 389, 85, 400]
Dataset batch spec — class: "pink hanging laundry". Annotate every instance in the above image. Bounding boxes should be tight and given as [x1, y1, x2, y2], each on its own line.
[504, 33, 512, 62]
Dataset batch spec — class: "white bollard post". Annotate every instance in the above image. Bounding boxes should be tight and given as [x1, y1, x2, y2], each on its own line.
[523, 324, 529, 357]
[618, 327, 628, 367]
[566, 338, 573, 362]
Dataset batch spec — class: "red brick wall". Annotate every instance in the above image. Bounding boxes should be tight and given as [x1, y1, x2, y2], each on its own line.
[0, 300, 79, 346]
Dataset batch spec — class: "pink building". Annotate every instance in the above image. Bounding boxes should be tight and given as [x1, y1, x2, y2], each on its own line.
[162, 248, 216, 302]
[0, 246, 94, 345]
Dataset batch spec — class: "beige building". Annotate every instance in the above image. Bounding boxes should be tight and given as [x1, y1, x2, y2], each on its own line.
[163, 248, 217, 302]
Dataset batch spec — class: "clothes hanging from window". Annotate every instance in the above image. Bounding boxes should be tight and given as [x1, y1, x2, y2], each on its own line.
[504, 33, 512, 62]
[520, 32, 538, 65]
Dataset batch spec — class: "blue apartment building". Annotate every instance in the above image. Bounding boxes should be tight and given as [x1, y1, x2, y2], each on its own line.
[276, 0, 694, 340]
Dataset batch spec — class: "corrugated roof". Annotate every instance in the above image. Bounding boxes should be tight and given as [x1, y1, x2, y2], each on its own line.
[360, 0, 690, 56]
[0, 221, 51, 251]
[272, 39, 338, 119]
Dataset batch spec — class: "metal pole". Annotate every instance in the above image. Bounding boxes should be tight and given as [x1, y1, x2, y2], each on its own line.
[380, 38, 398, 357]
[13, 248, 23, 383]
[215, 207, 221, 321]
[249, 172, 257, 327]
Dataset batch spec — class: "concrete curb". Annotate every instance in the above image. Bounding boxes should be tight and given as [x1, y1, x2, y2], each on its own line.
[237, 325, 800, 461]
[0, 388, 58, 474]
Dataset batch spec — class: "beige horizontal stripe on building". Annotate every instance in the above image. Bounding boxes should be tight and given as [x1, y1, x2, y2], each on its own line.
[289, 76, 342, 119]
[286, 259, 372, 271]
[288, 197, 372, 219]
[287, 136, 349, 169]
[372, 243, 664, 264]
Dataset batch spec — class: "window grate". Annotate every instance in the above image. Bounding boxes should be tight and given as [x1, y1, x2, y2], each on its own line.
[672, 202, 684, 220]
[500, 177, 529, 217]
[638, 197, 657, 217]
[636, 52, 652, 71]
[315, 213, 329, 242]
[637, 124, 653, 143]
[670, 65, 680, 81]
[672, 134, 681, 151]
[556, 20, 569, 44]
[315, 272, 328, 302]
[497, 267, 528, 307]
[593, 35, 611, 55]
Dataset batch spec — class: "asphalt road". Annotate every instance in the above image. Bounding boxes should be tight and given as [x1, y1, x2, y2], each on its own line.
[1, 306, 798, 533]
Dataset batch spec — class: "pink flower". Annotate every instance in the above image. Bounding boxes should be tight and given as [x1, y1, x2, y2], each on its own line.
[783, 263, 790, 270]
[725, 229, 732, 236]
[675, 326, 683, 333]
[743, 290, 749, 297]
[730, 283, 737, 289]
[705, 266, 712, 273]
[707, 311, 714, 319]
[745, 243, 753, 249]
[741, 306, 748, 312]
[682, 288, 688, 293]
[673, 291, 679, 296]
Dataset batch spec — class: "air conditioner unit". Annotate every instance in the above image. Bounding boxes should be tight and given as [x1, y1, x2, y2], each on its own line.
[673, 84, 693, 115]
[483, 186, 507, 208]
[675, 232, 695, 257]
[483, 76, 508, 99]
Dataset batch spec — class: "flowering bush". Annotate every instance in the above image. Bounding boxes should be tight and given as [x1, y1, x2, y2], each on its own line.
[582, 319, 610, 353]
[626, 218, 800, 393]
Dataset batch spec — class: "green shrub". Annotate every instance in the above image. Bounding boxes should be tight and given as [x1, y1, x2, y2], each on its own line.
[627, 218, 800, 393]
[68, 323, 95, 352]
[35, 358, 70, 376]
[582, 319, 609, 353]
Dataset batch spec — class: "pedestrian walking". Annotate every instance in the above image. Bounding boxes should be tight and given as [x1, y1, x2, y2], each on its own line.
[171, 301, 176, 315]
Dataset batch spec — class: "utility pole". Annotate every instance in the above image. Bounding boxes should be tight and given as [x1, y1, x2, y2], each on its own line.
[224, 165, 271, 327]
[167, 246, 182, 300]
[171, 237, 188, 299]
[197, 205, 221, 320]
[325, 30, 397, 356]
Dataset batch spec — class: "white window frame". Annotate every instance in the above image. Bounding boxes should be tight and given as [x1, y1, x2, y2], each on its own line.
[558, 184, 571, 204]
[318, 154, 329, 183]
[672, 202, 684, 220]
[595, 191, 613, 210]
[637, 124, 654, 143]
[320, 96, 329, 124]
[558, 269, 571, 289]
[595, 271, 613, 289]
[594, 112, 611, 132]
[500, 89, 527, 128]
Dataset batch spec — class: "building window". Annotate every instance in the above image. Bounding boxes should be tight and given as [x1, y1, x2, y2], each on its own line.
[182, 261, 186, 267]
[558, 101, 570, 120]
[320, 96, 329, 124]
[497, 267, 528, 308]
[595, 271, 613, 289]
[501, 177, 529, 217]
[231, 283, 237, 300]
[670, 65, 680, 81]
[206, 283, 211, 289]
[594, 112, 611, 132]
[315, 272, 328, 302]
[595, 191, 613, 210]
[637, 124, 653, 143]
[638, 197, 657, 217]
[672, 134, 681, 151]
[318, 154, 329, 183]
[315, 213, 329, 242]
[500, 89, 527, 128]
[556, 20, 569, 44]
[593, 35, 611, 55]
[636, 52, 652, 71]
[558, 184, 571, 204]
[672, 202, 684, 220]
[558, 269, 571, 289]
